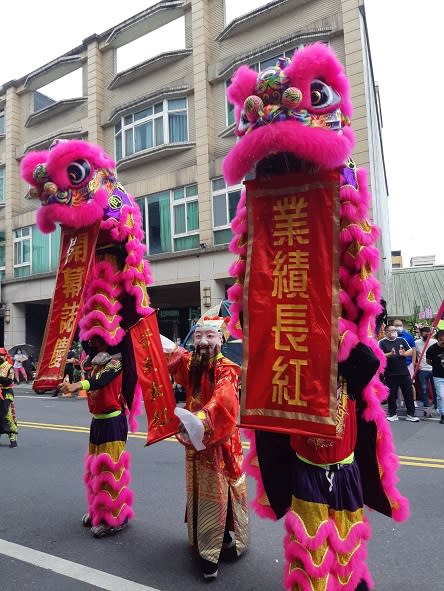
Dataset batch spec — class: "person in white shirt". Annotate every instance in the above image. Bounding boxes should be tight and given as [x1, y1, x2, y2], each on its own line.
[13, 348, 28, 384]
[415, 326, 437, 414]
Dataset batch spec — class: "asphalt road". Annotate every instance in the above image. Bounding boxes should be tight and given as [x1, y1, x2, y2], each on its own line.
[1, 386, 443, 591]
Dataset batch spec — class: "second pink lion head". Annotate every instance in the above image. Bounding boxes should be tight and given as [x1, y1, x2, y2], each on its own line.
[223, 43, 354, 184]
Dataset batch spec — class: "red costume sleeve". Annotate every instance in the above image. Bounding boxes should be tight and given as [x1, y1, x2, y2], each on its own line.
[199, 361, 241, 448]
[167, 347, 191, 391]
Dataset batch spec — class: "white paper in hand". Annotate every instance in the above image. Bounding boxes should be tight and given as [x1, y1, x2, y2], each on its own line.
[174, 407, 206, 451]
[160, 334, 177, 353]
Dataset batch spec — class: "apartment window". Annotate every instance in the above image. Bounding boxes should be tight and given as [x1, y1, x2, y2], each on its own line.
[115, 98, 188, 160]
[172, 184, 199, 251]
[14, 227, 31, 278]
[136, 183, 199, 254]
[212, 178, 242, 245]
[13, 224, 61, 278]
[0, 111, 4, 135]
[225, 48, 297, 127]
[0, 168, 4, 204]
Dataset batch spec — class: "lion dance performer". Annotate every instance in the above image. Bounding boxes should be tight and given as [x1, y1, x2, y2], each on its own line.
[162, 316, 249, 580]
[223, 44, 409, 590]
[0, 348, 17, 448]
[21, 139, 178, 537]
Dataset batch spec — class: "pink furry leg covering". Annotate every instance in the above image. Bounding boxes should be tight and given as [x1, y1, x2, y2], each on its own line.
[283, 499, 373, 591]
[84, 449, 135, 528]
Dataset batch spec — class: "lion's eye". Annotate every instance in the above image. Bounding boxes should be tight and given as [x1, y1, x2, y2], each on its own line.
[310, 79, 340, 109]
[67, 159, 91, 185]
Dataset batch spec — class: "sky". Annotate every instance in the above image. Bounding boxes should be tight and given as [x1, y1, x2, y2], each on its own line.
[1, 0, 443, 267]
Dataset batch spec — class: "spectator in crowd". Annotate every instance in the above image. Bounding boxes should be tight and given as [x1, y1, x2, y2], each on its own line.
[63, 348, 79, 383]
[379, 325, 419, 422]
[426, 330, 444, 424]
[415, 326, 437, 415]
[392, 319, 416, 375]
[0, 348, 18, 447]
[13, 348, 28, 384]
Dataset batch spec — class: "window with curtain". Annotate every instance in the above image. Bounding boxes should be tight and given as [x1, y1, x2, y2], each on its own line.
[173, 184, 199, 251]
[13, 227, 31, 278]
[50, 225, 61, 271]
[115, 97, 188, 160]
[147, 191, 172, 255]
[0, 168, 4, 204]
[31, 225, 49, 273]
[136, 183, 199, 254]
[13, 225, 60, 277]
[212, 178, 242, 245]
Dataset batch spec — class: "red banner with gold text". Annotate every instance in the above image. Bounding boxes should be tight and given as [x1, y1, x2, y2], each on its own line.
[240, 171, 340, 438]
[130, 313, 180, 445]
[33, 223, 101, 392]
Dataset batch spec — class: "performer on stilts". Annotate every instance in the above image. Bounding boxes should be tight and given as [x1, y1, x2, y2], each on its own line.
[162, 316, 249, 580]
[21, 140, 178, 537]
[223, 43, 409, 590]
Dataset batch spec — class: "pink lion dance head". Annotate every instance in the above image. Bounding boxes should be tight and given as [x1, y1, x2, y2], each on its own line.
[223, 43, 354, 184]
[21, 139, 123, 234]
[20, 138, 152, 347]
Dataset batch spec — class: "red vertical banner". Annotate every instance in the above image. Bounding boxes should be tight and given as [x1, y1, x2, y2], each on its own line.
[33, 223, 101, 392]
[130, 312, 180, 445]
[240, 171, 340, 438]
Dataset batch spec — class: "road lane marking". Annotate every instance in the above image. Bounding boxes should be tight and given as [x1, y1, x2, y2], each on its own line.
[0, 538, 162, 591]
[17, 421, 444, 468]
[399, 455, 444, 464]
[398, 461, 444, 469]
[16, 395, 53, 399]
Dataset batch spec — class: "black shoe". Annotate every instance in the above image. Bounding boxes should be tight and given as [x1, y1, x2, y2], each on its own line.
[91, 518, 128, 538]
[201, 558, 218, 580]
[440, 415, 444, 424]
[355, 580, 370, 591]
[81, 513, 92, 527]
[51, 391, 58, 397]
[222, 530, 235, 550]
[10, 440, 17, 448]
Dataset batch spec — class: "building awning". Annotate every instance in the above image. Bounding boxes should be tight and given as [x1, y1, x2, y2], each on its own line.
[386, 266, 444, 318]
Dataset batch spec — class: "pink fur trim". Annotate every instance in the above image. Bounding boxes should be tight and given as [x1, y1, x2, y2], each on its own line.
[283, 565, 373, 591]
[223, 123, 355, 185]
[128, 383, 143, 432]
[20, 150, 50, 184]
[242, 429, 278, 520]
[360, 378, 410, 522]
[85, 450, 135, 527]
[45, 140, 114, 189]
[283, 511, 373, 590]
[284, 509, 370, 553]
[87, 450, 131, 473]
[284, 534, 369, 579]
[283, 43, 352, 118]
[36, 198, 105, 233]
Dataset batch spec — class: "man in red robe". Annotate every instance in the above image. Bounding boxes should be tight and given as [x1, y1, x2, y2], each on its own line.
[162, 317, 249, 580]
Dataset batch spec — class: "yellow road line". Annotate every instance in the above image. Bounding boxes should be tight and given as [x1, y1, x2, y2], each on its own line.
[18, 422, 444, 468]
[399, 455, 444, 464]
[400, 461, 444, 469]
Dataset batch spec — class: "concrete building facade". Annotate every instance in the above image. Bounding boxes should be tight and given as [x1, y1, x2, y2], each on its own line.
[0, 0, 389, 354]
